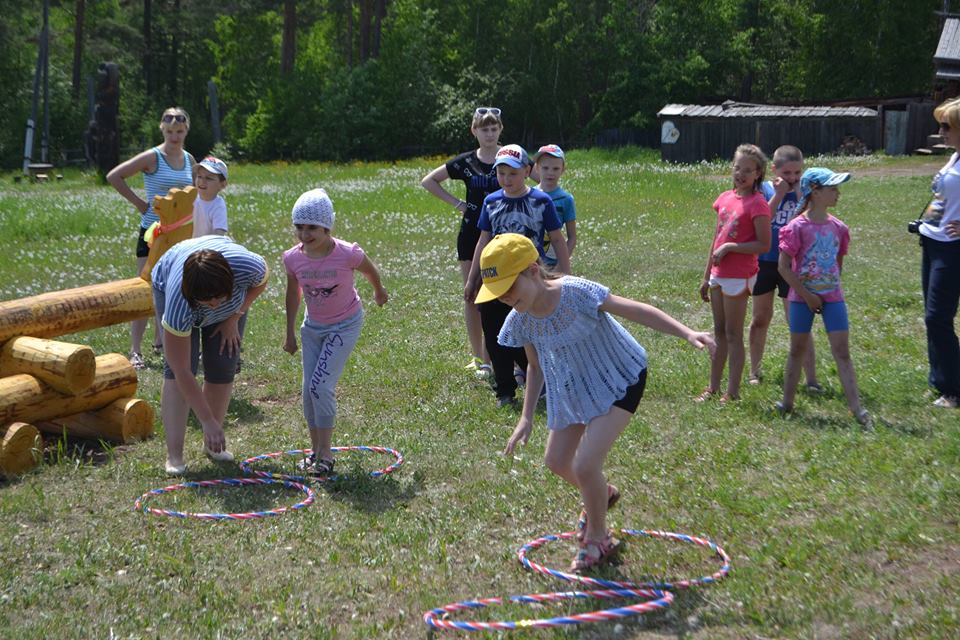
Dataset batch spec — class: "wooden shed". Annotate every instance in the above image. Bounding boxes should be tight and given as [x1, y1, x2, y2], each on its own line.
[657, 101, 879, 163]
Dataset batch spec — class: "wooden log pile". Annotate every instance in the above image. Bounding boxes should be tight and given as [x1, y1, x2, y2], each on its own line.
[0, 186, 196, 476]
[0, 338, 155, 476]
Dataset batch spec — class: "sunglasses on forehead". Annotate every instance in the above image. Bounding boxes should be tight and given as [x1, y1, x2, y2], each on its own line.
[474, 107, 501, 117]
[162, 113, 187, 124]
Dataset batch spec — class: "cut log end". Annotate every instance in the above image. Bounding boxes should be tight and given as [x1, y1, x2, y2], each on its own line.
[0, 422, 42, 476]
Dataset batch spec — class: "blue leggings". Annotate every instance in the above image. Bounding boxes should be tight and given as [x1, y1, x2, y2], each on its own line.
[301, 310, 364, 429]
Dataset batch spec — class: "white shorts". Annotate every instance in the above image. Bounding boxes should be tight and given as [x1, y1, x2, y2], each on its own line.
[709, 274, 757, 297]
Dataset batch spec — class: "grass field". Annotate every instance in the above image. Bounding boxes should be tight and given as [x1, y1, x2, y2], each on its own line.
[0, 148, 957, 639]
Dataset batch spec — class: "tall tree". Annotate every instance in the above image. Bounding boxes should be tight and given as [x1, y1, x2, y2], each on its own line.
[71, 0, 84, 97]
[281, 0, 296, 74]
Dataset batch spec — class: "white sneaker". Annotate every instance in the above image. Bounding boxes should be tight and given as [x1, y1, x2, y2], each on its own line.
[203, 446, 234, 462]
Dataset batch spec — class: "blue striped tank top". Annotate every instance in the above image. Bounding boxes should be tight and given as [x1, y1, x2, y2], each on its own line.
[141, 147, 193, 228]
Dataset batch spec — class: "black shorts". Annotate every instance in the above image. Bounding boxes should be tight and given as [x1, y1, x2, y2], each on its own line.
[162, 314, 248, 384]
[136, 226, 150, 258]
[457, 217, 482, 262]
[612, 368, 647, 414]
[752, 260, 789, 298]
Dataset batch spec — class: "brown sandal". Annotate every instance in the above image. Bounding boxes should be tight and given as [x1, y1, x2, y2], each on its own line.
[576, 484, 621, 541]
[570, 531, 620, 573]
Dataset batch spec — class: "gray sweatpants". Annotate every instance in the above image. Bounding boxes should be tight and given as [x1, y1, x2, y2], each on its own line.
[301, 310, 364, 429]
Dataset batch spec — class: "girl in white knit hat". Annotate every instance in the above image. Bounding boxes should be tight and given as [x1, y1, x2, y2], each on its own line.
[282, 188, 389, 476]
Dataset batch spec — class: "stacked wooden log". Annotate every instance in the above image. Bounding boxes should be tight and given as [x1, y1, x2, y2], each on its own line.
[0, 186, 196, 477]
[0, 282, 156, 477]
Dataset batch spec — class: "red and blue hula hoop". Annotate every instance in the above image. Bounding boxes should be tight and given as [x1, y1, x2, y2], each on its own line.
[239, 446, 404, 482]
[134, 476, 315, 520]
[423, 528, 730, 632]
[422, 586, 673, 632]
[518, 528, 731, 591]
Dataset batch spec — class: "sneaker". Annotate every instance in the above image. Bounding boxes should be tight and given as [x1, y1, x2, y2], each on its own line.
[855, 408, 874, 430]
[774, 400, 793, 416]
[129, 352, 146, 370]
[748, 372, 762, 385]
[933, 395, 959, 408]
[204, 446, 234, 463]
[805, 382, 825, 394]
[496, 395, 517, 409]
[165, 460, 186, 475]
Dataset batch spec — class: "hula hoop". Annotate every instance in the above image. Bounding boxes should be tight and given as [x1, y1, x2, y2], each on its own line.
[518, 528, 731, 591]
[239, 446, 404, 482]
[422, 587, 673, 632]
[134, 476, 315, 520]
[424, 528, 730, 632]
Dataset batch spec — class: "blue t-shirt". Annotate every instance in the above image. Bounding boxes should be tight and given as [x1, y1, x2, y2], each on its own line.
[758, 181, 799, 263]
[542, 187, 576, 267]
[478, 187, 563, 257]
[152, 236, 268, 336]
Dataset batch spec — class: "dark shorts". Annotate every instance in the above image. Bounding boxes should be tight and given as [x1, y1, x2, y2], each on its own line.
[136, 226, 150, 258]
[457, 217, 482, 262]
[752, 260, 789, 298]
[162, 314, 247, 384]
[612, 368, 647, 414]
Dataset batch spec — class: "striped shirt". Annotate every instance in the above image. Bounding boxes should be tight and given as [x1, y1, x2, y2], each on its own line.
[142, 147, 193, 229]
[151, 236, 268, 337]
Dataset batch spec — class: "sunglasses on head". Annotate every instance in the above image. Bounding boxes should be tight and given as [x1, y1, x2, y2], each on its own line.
[940, 121, 952, 132]
[162, 114, 187, 124]
[474, 107, 501, 117]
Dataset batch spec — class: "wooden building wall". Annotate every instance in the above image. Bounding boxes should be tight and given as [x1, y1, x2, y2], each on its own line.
[659, 116, 881, 163]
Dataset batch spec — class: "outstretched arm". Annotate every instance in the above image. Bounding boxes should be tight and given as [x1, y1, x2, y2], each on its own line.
[600, 294, 716, 355]
[504, 343, 541, 455]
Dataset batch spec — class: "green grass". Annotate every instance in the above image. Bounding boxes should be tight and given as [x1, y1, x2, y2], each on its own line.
[0, 149, 957, 639]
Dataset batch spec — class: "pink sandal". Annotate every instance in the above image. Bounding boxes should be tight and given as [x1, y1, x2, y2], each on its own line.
[570, 531, 620, 573]
[576, 484, 621, 542]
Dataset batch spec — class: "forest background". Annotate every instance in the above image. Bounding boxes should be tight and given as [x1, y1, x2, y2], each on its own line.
[0, 0, 947, 169]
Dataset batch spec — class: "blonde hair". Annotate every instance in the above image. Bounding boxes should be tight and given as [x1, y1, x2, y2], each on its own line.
[733, 143, 767, 192]
[934, 98, 960, 130]
[159, 106, 191, 130]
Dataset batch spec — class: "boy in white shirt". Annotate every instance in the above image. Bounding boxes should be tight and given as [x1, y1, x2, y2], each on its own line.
[192, 156, 229, 237]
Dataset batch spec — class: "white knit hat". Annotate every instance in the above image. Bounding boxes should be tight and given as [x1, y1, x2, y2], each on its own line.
[291, 188, 335, 229]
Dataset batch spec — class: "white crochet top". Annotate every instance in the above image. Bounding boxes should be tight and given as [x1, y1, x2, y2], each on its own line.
[499, 276, 648, 429]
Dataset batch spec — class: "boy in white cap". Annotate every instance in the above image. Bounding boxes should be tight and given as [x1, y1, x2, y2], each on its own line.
[282, 188, 389, 476]
[465, 144, 571, 407]
[192, 156, 230, 237]
[533, 144, 577, 268]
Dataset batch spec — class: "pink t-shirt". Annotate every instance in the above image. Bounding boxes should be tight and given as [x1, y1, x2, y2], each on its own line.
[283, 238, 366, 324]
[778, 214, 850, 304]
[710, 190, 770, 278]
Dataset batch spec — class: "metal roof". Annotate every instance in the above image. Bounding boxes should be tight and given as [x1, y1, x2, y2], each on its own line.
[657, 101, 878, 119]
[935, 18, 960, 63]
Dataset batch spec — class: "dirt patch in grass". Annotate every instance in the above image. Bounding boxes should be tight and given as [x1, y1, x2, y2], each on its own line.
[856, 540, 960, 614]
[854, 159, 946, 178]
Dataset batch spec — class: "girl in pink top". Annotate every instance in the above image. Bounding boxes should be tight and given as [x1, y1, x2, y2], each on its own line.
[697, 144, 771, 402]
[776, 168, 870, 428]
[283, 189, 388, 476]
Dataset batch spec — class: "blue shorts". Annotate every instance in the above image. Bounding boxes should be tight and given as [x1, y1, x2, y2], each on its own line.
[788, 300, 849, 334]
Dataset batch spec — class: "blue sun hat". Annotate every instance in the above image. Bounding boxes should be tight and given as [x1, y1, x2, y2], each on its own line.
[799, 167, 851, 208]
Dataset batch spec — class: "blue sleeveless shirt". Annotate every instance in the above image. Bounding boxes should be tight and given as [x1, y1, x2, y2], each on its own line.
[141, 147, 193, 229]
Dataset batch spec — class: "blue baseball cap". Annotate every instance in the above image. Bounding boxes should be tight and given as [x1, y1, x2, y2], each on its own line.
[493, 144, 530, 169]
[799, 167, 850, 201]
[533, 144, 565, 162]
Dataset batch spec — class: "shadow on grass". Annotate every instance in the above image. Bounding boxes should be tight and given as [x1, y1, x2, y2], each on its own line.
[322, 468, 425, 514]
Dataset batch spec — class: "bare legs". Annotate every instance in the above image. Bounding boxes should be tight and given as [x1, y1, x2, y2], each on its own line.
[707, 287, 749, 400]
[459, 260, 488, 365]
[781, 330, 864, 416]
[131, 255, 164, 356]
[309, 426, 334, 463]
[749, 292, 817, 385]
[543, 407, 632, 541]
[161, 379, 233, 468]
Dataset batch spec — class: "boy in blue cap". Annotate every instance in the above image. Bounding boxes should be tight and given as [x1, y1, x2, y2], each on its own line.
[533, 144, 577, 269]
[465, 144, 570, 407]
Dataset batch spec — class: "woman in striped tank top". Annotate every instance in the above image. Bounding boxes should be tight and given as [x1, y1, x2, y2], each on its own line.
[107, 107, 196, 369]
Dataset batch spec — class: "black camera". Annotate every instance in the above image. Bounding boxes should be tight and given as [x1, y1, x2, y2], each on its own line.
[907, 219, 925, 234]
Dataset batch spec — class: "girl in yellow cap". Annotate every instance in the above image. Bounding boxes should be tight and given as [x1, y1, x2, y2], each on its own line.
[478, 233, 715, 572]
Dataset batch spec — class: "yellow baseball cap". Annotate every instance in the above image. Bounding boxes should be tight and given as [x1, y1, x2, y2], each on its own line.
[475, 234, 539, 303]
